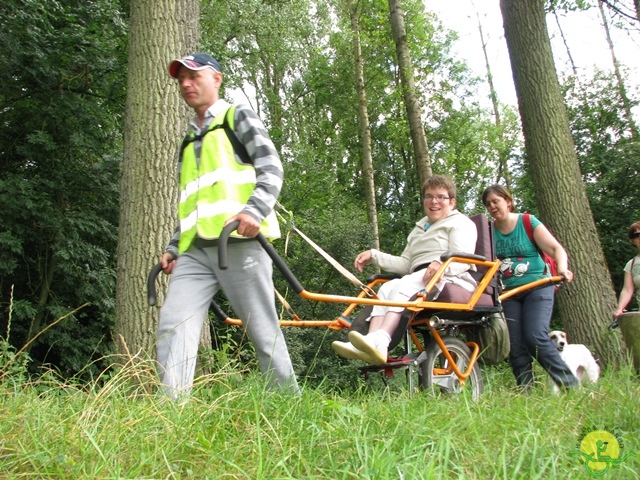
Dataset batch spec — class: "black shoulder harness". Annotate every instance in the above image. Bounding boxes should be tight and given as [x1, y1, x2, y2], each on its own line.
[178, 107, 252, 165]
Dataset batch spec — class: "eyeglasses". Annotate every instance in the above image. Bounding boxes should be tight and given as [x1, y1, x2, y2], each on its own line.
[424, 195, 450, 202]
[630, 232, 640, 239]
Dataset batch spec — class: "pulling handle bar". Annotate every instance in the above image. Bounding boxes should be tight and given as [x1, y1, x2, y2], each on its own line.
[147, 262, 163, 306]
[219, 221, 305, 294]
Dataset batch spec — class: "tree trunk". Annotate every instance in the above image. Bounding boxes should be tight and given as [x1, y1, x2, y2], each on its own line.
[349, 1, 380, 252]
[475, 10, 512, 190]
[499, 0, 620, 366]
[115, 0, 209, 366]
[261, 53, 285, 151]
[25, 251, 56, 353]
[598, 0, 639, 139]
[552, 9, 578, 77]
[387, 0, 432, 194]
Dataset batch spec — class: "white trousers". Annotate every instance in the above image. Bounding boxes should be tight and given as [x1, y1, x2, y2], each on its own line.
[370, 268, 475, 317]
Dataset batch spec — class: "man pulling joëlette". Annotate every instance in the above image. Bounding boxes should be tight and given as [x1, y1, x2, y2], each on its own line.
[156, 52, 299, 398]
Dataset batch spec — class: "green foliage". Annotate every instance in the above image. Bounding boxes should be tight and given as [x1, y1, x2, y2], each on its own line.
[0, 0, 127, 379]
[546, 0, 593, 13]
[0, 336, 31, 385]
[564, 71, 640, 293]
[274, 202, 376, 389]
[194, 0, 525, 384]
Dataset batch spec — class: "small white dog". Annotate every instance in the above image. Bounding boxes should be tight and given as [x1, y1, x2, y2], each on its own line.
[549, 330, 600, 388]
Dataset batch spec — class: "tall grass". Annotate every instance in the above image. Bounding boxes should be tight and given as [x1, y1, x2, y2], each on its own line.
[1, 359, 638, 479]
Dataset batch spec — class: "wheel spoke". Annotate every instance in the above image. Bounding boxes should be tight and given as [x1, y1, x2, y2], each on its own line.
[431, 373, 458, 391]
[419, 335, 484, 399]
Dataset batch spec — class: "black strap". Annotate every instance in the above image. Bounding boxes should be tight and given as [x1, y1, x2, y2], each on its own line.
[220, 107, 252, 165]
[412, 262, 431, 273]
[178, 106, 252, 165]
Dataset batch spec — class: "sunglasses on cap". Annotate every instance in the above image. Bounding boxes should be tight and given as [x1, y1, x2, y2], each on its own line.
[630, 232, 640, 239]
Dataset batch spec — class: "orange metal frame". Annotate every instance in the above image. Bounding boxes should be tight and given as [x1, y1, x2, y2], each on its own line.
[220, 253, 505, 387]
[224, 254, 502, 328]
[148, 223, 564, 388]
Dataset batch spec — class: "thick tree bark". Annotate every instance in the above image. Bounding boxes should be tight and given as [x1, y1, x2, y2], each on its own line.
[115, 0, 209, 365]
[500, 0, 620, 366]
[387, 0, 432, 193]
[349, 2, 380, 252]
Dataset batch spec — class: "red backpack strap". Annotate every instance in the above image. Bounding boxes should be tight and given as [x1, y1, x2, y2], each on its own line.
[522, 213, 535, 246]
[523, 213, 553, 277]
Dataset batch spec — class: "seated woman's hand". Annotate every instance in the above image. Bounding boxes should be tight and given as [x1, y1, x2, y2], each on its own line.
[355, 250, 373, 273]
[422, 261, 441, 282]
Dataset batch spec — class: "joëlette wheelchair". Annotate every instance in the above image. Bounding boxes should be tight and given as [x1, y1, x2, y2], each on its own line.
[148, 213, 563, 399]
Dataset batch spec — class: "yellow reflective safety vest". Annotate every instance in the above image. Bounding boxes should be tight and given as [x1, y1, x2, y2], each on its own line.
[177, 106, 280, 254]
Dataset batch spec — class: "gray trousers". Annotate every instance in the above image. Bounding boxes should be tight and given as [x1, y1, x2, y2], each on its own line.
[157, 239, 299, 397]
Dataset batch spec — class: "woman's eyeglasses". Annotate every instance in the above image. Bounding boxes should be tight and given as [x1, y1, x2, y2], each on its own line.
[630, 232, 640, 239]
[424, 195, 450, 202]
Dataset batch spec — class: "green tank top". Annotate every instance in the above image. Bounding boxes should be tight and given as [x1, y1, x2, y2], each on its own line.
[494, 214, 550, 289]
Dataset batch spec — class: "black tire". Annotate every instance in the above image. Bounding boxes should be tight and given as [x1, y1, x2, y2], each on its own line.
[419, 336, 484, 400]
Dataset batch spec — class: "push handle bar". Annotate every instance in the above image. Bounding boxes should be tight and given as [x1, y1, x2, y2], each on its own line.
[440, 251, 487, 262]
[219, 221, 305, 294]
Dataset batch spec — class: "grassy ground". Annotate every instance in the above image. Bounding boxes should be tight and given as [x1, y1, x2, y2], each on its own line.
[0, 360, 638, 479]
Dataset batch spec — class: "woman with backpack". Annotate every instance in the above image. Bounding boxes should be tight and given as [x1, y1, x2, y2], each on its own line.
[482, 185, 578, 391]
[612, 221, 640, 318]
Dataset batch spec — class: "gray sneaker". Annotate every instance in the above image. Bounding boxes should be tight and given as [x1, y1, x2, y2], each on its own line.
[331, 341, 375, 363]
[348, 331, 388, 365]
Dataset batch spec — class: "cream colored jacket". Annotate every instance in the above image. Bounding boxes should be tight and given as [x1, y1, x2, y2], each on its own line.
[371, 210, 477, 290]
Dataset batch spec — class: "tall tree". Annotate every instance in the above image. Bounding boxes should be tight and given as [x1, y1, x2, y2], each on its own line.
[474, 7, 513, 189]
[499, 0, 619, 365]
[388, 0, 432, 192]
[597, 0, 639, 139]
[115, 0, 201, 360]
[349, 0, 381, 251]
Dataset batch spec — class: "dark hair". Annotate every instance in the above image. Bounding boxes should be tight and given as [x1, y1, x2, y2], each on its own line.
[423, 175, 457, 199]
[482, 184, 515, 212]
[628, 221, 640, 239]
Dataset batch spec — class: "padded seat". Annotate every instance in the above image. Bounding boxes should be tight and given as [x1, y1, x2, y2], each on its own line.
[430, 212, 498, 307]
[436, 283, 494, 307]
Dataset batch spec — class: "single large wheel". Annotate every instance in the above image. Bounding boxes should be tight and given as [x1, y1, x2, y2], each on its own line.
[419, 336, 484, 400]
